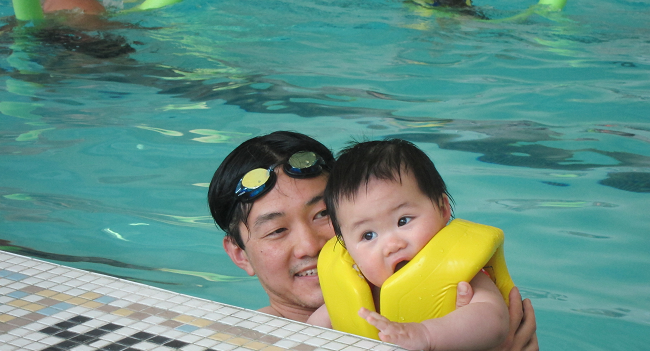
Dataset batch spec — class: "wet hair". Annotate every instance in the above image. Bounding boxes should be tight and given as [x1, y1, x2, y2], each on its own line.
[33, 27, 135, 58]
[208, 131, 335, 249]
[324, 139, 454, 241]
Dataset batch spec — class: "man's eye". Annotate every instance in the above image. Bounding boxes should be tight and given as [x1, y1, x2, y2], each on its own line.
[265, 228, 287, 237]
[398, 217, 412, 227]
[362, 231, 377, 241]
[315, 209, 329, 219]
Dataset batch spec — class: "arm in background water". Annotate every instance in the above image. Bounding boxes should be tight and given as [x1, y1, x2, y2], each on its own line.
[42, 0, 106, 14]
[11, 0, 182, 22]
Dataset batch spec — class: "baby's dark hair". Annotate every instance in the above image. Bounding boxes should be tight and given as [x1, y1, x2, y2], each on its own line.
[324, 139, 454, 241]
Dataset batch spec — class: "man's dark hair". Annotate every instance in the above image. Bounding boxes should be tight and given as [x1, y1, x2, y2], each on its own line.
[208, 131, 334, 249]
[325, 139, 454, 241]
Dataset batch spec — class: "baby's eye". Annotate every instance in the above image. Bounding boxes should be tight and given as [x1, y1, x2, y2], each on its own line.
[362, 231, 377, 241]
[398, 217, 412, 227]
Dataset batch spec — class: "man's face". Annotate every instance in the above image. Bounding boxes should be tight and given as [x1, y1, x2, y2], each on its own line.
[337, 172, 451, 288]
[231, 170, 333, 312]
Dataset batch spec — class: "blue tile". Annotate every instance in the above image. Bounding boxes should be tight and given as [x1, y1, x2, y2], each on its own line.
[6, 272, 28, 281]
[51, 302, 74, 311]
[175, 324, 199, 333]
[37, 307, 61, 316]
[8, 291, 29, 299]
[94, 296, 117, 304]
[0, 269, 14, 277]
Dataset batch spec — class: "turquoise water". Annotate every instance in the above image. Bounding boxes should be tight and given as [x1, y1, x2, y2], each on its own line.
[1, 0, 649, 349]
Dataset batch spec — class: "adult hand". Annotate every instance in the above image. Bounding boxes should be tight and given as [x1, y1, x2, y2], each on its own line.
[456, 284, 539, 351]
[500, 287, 539, 351]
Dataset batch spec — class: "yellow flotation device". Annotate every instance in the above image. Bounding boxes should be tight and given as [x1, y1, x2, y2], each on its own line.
[318, 218, 515, 340]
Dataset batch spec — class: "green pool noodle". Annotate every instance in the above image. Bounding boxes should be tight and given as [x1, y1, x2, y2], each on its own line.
[134, 0, 183, 11]
[12, 0, 44, 21]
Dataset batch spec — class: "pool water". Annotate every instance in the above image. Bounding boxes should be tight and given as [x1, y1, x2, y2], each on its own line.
[1, 0, 649, 349]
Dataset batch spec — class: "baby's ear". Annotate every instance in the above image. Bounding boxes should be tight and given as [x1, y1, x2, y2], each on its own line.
[440, 195, 452, 222]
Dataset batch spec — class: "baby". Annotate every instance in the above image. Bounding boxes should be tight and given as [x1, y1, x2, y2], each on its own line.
[309, 139, 509, 351]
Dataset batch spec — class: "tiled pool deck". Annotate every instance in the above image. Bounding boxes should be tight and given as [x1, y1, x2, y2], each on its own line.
[0, 251, 403, 351]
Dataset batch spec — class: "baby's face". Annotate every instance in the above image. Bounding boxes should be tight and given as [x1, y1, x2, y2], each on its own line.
[336, 172, 451, 287]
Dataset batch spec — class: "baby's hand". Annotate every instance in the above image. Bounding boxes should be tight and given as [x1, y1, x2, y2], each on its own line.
[358, 308, 431, 350]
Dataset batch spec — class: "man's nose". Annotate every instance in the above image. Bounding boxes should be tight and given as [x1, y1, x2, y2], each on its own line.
[293, 222, 329, 258]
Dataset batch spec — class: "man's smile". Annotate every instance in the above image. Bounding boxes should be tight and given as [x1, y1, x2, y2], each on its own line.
[296, 268, 318, 277]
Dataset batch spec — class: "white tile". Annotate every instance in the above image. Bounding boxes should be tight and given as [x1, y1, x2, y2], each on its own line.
[202, 312, 227, 321]
[21, 341, 48, 351]
[130, 321, 154, 330]
[143, 315, 167, 324]
[234, 320, 258, 330]
[322, 341, 347, 350]
[283, 322, 308, 332]
[160, 329, 183, 339]
[232, 310, 255, 320]
[219, 317, 243, 325]
[252, 324, 275, 334]
[321, 331, 344, 340]
[101, 331, 126, 342]
[210, 342, 237, 351]
[304, 337, 329, 347]
[249, 314, 273, 324]
[132, 341, 158, 350]
[0, 334, 18, 343]
[302, 326, 326, 336]
[6, 282, 27, 290]
[269, 328, 293, 338]
[144, 325, 169, 334]
[194, 338, 219, 348]
[22, 294, 44, 302]
[34, 280, 57, 289]
[341, 346, 366, 351]
[354, 339, 379, 349]
[20, 268, 41, 276]
[215, 306, 239, 315]
[191, 328, 215, 337]
[177, 333, 202, 343]
[7, 308, 30, 317]
[287, 332, 311, 343]
[273, 339, 301, 349]
[23, 321, 47, 332]
[336, 335, 361, 345]
[8, 336, 32, 347]
[370, 344, 399, 351]
[88, 339, 112, 348]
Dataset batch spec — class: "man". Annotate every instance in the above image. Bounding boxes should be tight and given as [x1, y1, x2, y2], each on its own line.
[208, 131, 538, 350]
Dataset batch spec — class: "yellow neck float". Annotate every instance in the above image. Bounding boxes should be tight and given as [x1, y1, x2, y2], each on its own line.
[317, 219, 515, 340]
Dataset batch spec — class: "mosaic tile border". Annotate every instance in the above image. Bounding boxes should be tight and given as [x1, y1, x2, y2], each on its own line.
[0, 251, 402, 351]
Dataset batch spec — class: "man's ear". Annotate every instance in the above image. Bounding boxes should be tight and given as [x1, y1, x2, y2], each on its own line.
[223, 236, 255, 276]
[440, 194, 452, 223]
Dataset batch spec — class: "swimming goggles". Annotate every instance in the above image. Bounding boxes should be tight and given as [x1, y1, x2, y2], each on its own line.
[234, 151, 327, 202]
